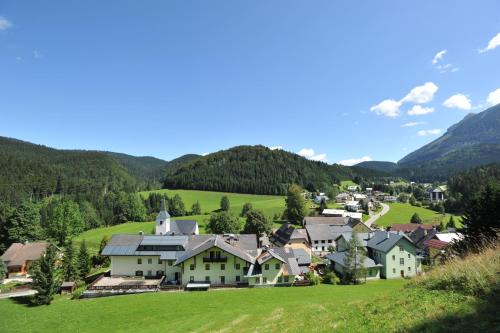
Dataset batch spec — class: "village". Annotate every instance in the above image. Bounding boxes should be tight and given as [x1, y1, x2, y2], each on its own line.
[1, 184, 459, 297]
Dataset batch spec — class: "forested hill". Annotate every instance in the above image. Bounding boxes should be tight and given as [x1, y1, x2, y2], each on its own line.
[0, 137, 167, 204]
[163, 145, 384, 195]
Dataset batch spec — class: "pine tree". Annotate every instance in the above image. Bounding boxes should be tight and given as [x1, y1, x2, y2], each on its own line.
[191, 201, 202, 215]
[61, 239, 78, 281]
[220, 196, 230, 212]
[319, 198, 328, 212]
[0, 259, 6, 282]
[241, 202, 253, 217]
[31, 244, 58, 305]
[410, 213, 422, 224]
[5, 202, 43, 244]
[98, 235, 110, 266]
[446, 216, 457, 229]
[342, 231, 367, 284]
[77, 240, 91, 280]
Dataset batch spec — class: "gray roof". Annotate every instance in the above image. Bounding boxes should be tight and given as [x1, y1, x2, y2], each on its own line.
[171, 220, 198, 235]
[326, 251, 382, 269]
[256, 248, 286, 265]
[101, 235, 143, 256]
[291, 248, 311, 266]
[175, 234, 256, 265]
[366, 231, 414, 253]
[156, 200, 171, 223]
[303, 216, 349, 226]
[335, 232, 371, 247]
[305, 224, 353, 242]
[247, 247, 301, 277]
[141, 235, 188, 246]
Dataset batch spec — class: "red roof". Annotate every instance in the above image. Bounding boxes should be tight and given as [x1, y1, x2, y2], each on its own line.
[389, 224, 436, 232]
[425, 239, 448, 250]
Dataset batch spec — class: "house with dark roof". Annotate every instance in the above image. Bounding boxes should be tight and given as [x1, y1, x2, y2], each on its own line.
[388, 223, 436, 233]
[246, 247, 301, 286]
[269, 223, 310, 255]
[305, 224, 353, 254]
[366, 231, 422, 278]
[326, 251, 382, 280]
[1, 242, 48, 278]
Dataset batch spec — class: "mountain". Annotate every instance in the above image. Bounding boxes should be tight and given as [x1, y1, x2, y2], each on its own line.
[164, 154, 201, 173]
[355, 161, 398, 173]
[355, 104, 500, 181]
[0, 136, 173, 204]
[163, 145, 384, 195]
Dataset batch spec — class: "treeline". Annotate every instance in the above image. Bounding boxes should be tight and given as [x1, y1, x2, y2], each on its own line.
[0, 191, 196, 252]
[445, 163, 500, 213]
[163, 145, 385, 195]
[0, 136, 167, 205]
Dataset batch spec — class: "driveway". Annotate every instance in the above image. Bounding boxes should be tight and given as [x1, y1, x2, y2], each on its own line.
[365, 203, 390, 227]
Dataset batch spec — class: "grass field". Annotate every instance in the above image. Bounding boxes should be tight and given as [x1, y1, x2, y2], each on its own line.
[340, 180, 357, 190]
[375, 202, 461, 227]
[0, 278, 493, 333]
[139, 189, 286, 218]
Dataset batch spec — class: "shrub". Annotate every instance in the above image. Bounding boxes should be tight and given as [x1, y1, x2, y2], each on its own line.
[305, 271, 322, 285]
[322, 271, 340, 285]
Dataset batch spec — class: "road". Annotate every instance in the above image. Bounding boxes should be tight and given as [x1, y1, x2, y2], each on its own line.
[365, 203, 390, 227]
[0, 289, 36, 299]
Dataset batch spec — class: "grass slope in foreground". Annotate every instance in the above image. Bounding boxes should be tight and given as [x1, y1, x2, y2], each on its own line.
[375, 202, 461, 227]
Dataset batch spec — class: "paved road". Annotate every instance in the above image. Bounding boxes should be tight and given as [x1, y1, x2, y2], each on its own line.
[365, 203, 390, 227]
[0, 289, 36, 299]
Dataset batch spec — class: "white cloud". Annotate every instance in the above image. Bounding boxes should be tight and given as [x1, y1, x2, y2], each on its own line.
[0, 16, 12, 31]
[443, 94, 472, 110]
[402, 121, 424, 127]
[370, 99, 401, 118]
[201, 152, 210, 156]
[486, 88, 500, 106]
[401, 82, 439, 104]
[269, 146, 283, 150]
[432, 49, 447, 65]
[407, 105, 435, 116]
[298, 148, 327, 162]
[417, 129, 442, 137]
[338, 156, 372, 166]
[479, 32, 500, 53]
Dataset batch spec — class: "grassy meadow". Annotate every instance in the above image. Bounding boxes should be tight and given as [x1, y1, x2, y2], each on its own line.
[375, 202, 461, 227]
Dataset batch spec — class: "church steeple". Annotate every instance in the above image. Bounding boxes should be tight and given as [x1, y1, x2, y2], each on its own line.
[155, 198, 171, 235]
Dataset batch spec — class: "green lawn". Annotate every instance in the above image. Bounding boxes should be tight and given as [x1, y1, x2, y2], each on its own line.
[0, 279, 492, 333]
[340, 180, 357, 190]
[139, 189, 286, 218]
[375, 202, 461, 227]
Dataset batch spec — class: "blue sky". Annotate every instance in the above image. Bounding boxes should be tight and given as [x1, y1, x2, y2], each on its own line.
[1, 1, 499, 164]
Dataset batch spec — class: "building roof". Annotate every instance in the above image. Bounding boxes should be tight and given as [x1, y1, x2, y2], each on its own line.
[326, 251, 382, 269]
[303, 216, 349, 226]
[424, 239, 448, 250]
[1, 242, 48, 267]
[171, 220, 198, 235]
[256, 248, 286, 265]
[269, 224, 308, 247]
[389, 223, 436, 233]
[305, 224, 353, 242]
[156, 199, 171, 223]
[321, 209, 345, 216]
[366, 231, 414, 253]
[335, 232, 371, 247]
[435, 233, 461, 243]
[175, 234, 256, 265]
[247, 247, 301, 277]
[291, 248, 311, 266]
[344, 212, 363, 220]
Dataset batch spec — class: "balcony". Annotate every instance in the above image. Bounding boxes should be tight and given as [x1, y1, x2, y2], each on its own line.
[202, 256, 228, 263]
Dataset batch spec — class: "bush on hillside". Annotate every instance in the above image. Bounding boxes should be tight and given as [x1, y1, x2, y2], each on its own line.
[322, 271, 340, 285]
[305, 272, 322, 285]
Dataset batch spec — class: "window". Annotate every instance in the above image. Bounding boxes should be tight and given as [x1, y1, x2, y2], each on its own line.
[190, 276, 194, 282]
[148, 258, 153, 264]
[264, 264, 269, 270]
[278, 276, 282, 283]
[168, 260, 173, 266]
[221, 264, 225, 270]
[158, 259, 162, 264]
[321, 240, 326, 244]
[236, 276, 240, 282]
[156, 270, 164, 276]
[135, 270, 143, 276]
[314, 240, 319, 244]
[147, 270, 152, 276]
[137, 258, 142, 264]
[190, 264, 195, 270]
[256, 277, 261, 284]
[328, 240, 332, 243]
[392, 255, 395, 261]
[205, 276, 210, 282]
[393, 268, 396, 274]
[205, 264, 210, 270]
[399, 246, 404, 252]
[408, 267, 411, 272]
[263, 277, 267, 283]
[284, 276, 289, 283]
[275, 263, 280, 270]
[235, 263, 240, 270]
[220, 276, 225, 284]
[408, 253, 411, 259]
[400, 258, 404, 266]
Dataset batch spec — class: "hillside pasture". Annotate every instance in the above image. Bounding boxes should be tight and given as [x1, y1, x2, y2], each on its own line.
[375, 202, 461, 227]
